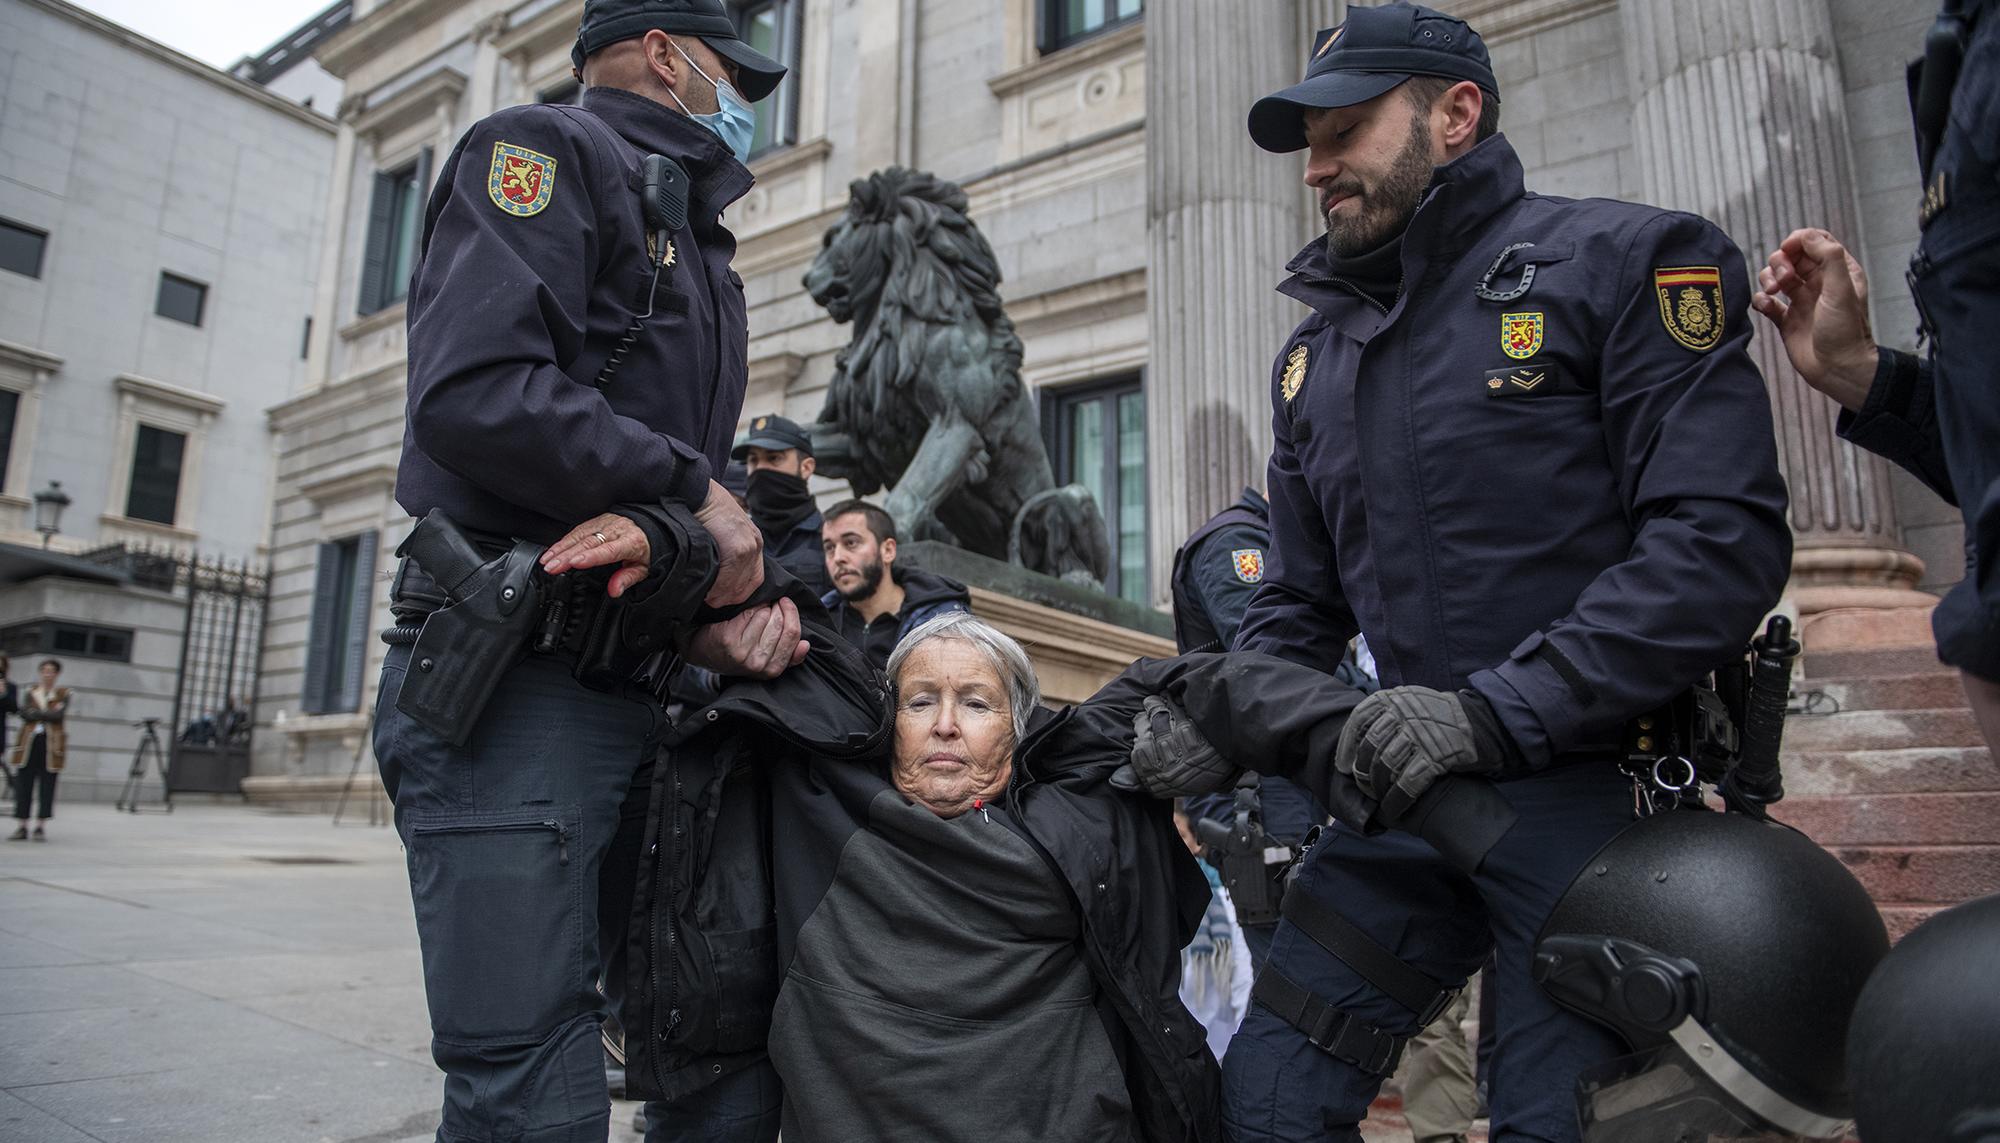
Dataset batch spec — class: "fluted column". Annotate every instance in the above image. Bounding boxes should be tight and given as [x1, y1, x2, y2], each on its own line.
[1145, 1, 1310, 604]
[1622, 0, 1935, 631]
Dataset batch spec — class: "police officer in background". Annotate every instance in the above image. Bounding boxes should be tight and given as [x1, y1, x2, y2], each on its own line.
[1749, 0, 2000, 754]
[1209, 5, 1792, 1139]
[733, 414, 834, 597]
[376, 2, 803, 1140]
[1169, 487, 1322, 968]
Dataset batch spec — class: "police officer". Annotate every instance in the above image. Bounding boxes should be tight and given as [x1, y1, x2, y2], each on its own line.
[1216, 5, 1793, 1139]
[376, 3, 803, 1140]
[1169, 488, 1322, 968]
[733, 413, 834, 597]
[1749, 0, 2000, 753]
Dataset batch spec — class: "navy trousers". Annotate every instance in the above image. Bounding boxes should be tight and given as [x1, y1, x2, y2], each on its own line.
[1221, 762, 1635, 1143]
[377, 646, 654, 1142]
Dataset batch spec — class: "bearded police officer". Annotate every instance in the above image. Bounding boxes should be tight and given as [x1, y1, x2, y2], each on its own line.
[375, 3, 805, 1141]
[1210, 5, 1791, 1139]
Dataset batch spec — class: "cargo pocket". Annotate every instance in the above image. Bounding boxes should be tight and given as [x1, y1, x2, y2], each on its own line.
[408, 807, 585, 1045]
[702, 923, 778, 1055]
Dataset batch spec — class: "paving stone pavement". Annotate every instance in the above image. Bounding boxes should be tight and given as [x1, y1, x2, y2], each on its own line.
[0, 802, 1478, 1142]
[0, 802, 648, 1143]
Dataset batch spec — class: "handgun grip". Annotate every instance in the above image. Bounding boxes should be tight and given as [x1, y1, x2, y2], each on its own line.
[398, 509, 487, 600]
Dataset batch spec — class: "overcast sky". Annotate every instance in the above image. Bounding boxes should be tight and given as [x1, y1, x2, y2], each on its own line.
[71, 0, 336, 69]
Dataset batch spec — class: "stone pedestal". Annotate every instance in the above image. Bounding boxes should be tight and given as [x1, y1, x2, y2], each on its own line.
[1621, 0, 1937, 651]
[897, 541, 1174, 703]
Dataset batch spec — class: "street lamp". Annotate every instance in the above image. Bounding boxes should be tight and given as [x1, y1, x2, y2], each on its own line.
[32, 480, 70, 549]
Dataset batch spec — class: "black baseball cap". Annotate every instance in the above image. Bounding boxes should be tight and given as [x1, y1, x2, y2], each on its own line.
[731, 413, 813, 459]
[1248, 2, 1499, 154]
[573, 0, 788, 102]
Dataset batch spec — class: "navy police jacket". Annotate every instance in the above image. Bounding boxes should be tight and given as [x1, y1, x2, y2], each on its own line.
[1898, 0, 2000, 681]
[1170, 488, 1271, 656]
[400, 86, 753, 542]
[1236, 134, 1793, 767]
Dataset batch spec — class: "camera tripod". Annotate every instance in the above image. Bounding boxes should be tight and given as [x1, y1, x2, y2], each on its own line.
[115, 717, 173, 813]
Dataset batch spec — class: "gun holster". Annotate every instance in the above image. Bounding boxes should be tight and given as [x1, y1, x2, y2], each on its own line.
[1194, 776, 1294, 926]
[395, 511, 547, 747]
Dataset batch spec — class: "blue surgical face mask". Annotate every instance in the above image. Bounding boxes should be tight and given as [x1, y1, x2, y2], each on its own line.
[667, 39, 757, 164]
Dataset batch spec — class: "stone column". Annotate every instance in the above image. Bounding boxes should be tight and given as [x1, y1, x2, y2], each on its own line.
[1145, 1, 1311, 604]
[1622, 0, 1936, 645]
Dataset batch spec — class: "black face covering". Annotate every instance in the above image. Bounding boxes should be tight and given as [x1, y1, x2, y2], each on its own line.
[746, 468, 816, 534]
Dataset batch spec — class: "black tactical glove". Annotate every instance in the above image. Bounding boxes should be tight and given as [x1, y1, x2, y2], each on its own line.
[1110, 694, 1241, 797]
[1335, 686, 1523, 826]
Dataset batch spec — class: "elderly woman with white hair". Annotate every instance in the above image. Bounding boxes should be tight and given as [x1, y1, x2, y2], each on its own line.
[629, 597, 1370, 1143]
[762, 610, 1204, 1142]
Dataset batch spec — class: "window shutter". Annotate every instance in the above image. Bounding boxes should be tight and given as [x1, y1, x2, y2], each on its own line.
[407, 146, 435, 282]
[357, 170, 396, 316]
[337, 530, 380, 713]
[301, 542, 343, 714]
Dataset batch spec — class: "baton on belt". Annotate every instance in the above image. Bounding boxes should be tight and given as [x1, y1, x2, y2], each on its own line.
[1720, 614, 1800, 818]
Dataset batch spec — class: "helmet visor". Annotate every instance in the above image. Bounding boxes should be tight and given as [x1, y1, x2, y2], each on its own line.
[1576, 1045, 1849, 1143]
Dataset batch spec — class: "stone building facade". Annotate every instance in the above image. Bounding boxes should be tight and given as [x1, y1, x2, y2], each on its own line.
[252, 0, 1950, 792]
[0, 0, 335, 801]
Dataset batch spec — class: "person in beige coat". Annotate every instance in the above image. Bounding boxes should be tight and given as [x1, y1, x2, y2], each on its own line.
[10, 659, 70, 841]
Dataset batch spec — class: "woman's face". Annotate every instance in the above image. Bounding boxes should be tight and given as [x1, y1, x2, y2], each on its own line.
[891, 639, 1014, 818]
[37, 663, 57, 688]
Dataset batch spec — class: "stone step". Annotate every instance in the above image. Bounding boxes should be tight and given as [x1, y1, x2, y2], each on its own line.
[1804, 672, 1970, 714]
[1828, 844, 2000, 905]
[1803, 644, 1947, 680]
[1780, 707, 1987, 752]
[1778, 792, 2000, 846]
[1881, 904, 1948, 943]
[1781, 746, 1997, 796]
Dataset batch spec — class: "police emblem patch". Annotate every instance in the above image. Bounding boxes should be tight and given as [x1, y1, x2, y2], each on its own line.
[488, 142, 557, 217]
[1653, 266, 1724, 352]
[1500, 312, 1543, 359]
[1231, 549, 1265, 584]
[1282, 344, 1309, 403]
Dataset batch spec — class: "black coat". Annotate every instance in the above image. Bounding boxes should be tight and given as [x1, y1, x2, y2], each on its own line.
[624, 616, 1369, 1138]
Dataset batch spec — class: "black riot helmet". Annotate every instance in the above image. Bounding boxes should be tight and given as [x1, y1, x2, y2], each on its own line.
[1847, 893, 2000, 1143]
[1532, 809, 1889, 1142]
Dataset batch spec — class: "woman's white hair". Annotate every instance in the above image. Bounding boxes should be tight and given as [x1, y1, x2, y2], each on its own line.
[886, 611, 1041, 743]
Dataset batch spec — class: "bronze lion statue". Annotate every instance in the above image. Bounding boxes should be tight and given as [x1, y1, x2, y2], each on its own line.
[802, 167, 1110, 586]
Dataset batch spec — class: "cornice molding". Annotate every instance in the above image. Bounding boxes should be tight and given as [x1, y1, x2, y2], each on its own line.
[114, 373, 227, 416]
[22, 0, 334, 131]
[0, 339, 64, 378]
[987, 19, 1144, 98]
[748, 137, 834, 182]
[265, 360, 406, 431]
[348, 67, 467, 138]
[298, 463, 400, 507]
[316, 0, 466, 77]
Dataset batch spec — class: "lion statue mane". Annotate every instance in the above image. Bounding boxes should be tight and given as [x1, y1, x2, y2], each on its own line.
[803, 167, 1110, 586]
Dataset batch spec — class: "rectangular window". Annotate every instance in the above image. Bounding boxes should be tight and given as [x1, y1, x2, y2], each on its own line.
[300, 316, 312, 359]
[301, 531, 378, 714]
[730, 0, 801, 157]
[358, 152, 430, 316]
[125, 424, 187, 525]
[0, 219, 48, 279]
[156, 272, 208, 326]
[0, 620, 134, 662]
[1044, 375, 1149, 603]
[0, 389, 17, 494]
[1040, 0, 1143, 53]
